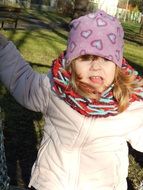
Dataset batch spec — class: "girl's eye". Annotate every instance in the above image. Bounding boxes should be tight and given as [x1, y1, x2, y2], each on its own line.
[103, 58, 109, 62]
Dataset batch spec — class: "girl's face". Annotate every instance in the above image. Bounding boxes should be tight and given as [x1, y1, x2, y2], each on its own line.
[73, 56, 116, 93]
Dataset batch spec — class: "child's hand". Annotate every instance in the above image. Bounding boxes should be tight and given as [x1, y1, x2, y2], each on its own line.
[0, 34, 8, 48]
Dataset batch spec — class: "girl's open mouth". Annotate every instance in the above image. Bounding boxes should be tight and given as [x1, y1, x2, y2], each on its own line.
[89, 76, 104, 85]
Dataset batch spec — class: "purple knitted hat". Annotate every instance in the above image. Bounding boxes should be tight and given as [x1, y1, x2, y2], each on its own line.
[65, 10, 124, 67]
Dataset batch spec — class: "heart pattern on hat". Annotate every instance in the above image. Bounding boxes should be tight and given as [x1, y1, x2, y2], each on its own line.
[72, 21, 80, 30]
[87, 13, 97, 19]
[108, 33, 116, 44]
[70, 41, 76, 52]
[115, 50, 120, 61]
[117, 27, 122, 37]
[91, 40, 103, 50]
[105, 55, 113, 61]
[96, 18, 107, 27]
[80, 50, 86, 56]
[81, 30, 92, 39]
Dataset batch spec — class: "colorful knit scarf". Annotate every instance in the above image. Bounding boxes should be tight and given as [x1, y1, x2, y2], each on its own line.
[51, 54, 143, 117]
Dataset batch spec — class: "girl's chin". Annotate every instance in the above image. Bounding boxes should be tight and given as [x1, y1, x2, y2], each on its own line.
[92, 85, 107, 94]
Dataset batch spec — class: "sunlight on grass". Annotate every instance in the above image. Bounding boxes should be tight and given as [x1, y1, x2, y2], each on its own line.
[122, 21, 140, 34]
[124, 41, 143, 66]
[2, 29, 67, 66]
[20, 30, 67, 66]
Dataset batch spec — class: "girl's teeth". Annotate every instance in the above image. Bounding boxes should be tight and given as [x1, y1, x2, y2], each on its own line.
[90, 76, 103, 84]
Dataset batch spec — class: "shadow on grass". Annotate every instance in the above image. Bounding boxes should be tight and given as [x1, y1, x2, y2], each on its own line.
[0, 90, 43, 188]
[127, 59, 143, 76]
[127, 177, 135, 190]
[21, 9, 70, 26]
[29, 61, 51, 69]
[122, 21, 143, 46]
[124, 33, 143, 46]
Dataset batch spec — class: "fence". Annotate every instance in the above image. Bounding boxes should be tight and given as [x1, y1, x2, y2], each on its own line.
[116, 8, 142, 23]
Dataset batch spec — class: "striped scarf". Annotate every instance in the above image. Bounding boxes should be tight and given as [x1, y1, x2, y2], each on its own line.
[51, 54, 143, 117]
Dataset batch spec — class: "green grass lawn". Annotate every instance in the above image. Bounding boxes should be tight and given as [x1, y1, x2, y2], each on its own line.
[1, 29, 68, 69]
[122, 21, 143, 70]
[124, 40, 143, 66]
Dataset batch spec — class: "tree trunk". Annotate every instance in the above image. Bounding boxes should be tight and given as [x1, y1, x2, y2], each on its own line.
[72, 0, 90, 19]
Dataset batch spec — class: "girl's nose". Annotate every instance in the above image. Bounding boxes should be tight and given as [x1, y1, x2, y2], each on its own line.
[90, 59, 102, 70]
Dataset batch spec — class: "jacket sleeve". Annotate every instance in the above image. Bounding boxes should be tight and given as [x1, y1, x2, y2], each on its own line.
[126, 127, 143, 152]
[0, 41, 51, 113]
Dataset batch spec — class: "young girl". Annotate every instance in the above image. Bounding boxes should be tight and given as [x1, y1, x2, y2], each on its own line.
[0, 10, 143, 190]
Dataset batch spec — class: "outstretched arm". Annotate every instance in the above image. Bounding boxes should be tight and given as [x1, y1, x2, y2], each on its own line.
[0, 34, 50, 113]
